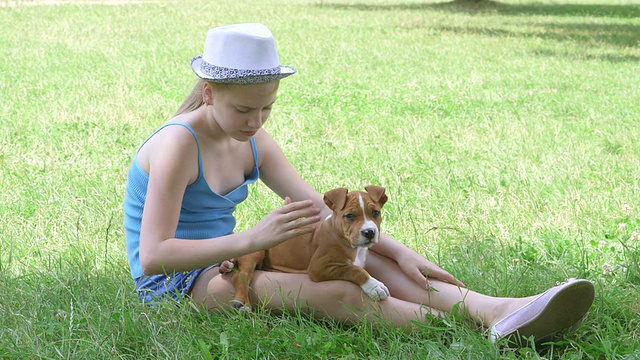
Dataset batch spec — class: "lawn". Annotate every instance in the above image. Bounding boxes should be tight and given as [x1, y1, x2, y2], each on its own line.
[1, 0, 639, 358]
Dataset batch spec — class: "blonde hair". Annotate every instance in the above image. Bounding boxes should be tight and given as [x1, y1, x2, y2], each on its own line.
[174, 79, 228, 117]
[174, 79, 279, 117]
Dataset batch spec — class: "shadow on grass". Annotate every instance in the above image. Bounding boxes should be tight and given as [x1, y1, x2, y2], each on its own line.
[533, 48, 640, 63]
[314, 0, 640, 19]
[313, 0, 640, 61]
[435, 23, 640, 62]
[435, 21, 639, 46]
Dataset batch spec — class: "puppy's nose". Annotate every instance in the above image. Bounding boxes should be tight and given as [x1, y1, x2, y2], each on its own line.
[361, 229, 375, 240]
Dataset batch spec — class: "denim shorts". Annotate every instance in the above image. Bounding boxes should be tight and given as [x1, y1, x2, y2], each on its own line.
[134, 263, 219, 304]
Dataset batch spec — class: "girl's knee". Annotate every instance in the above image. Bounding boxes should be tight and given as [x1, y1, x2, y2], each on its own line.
[329, 281, 369, 309]
[206, 274, 231, 297]
[317, 282, 392, 325]
[198, 274, 235, 310]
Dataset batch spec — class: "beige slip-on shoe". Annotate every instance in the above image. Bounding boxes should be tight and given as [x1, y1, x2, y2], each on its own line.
[489, 278, 595, 346]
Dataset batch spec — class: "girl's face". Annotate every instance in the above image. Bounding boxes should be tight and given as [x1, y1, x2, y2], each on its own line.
[207, 81, 279, 141]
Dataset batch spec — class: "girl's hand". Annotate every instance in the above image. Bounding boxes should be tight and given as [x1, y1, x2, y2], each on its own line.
[251, 197, 321, 249]
[397, 251, 466, 290]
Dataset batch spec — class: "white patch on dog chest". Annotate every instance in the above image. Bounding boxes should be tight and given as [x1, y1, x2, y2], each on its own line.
[354, 247, 368, 268]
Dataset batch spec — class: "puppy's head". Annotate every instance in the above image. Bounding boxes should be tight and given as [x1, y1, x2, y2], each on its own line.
[324, 185, 388, 248]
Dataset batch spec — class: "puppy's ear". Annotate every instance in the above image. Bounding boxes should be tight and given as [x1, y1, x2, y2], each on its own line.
[364, 185, 388, 208]
[324, 187, 348, 211]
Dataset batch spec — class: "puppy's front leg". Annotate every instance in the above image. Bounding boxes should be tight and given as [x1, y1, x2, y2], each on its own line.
[308, 261, 389, 301]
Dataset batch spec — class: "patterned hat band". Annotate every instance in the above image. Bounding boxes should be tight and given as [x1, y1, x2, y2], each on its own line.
[191, 56, 296, 84]
[201, 60, 280, 77]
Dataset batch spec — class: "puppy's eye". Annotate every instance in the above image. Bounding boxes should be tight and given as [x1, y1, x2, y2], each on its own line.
[372, 210, 380, 218]
[344, 213, 356, 221]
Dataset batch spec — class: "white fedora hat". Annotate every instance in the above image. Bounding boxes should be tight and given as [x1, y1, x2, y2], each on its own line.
[191, 23, 296, 84]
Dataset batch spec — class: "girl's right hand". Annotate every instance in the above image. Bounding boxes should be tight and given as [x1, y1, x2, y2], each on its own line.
[251, 197, 321, 249]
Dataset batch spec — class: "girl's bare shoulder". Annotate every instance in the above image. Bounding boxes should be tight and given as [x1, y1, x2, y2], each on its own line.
[254, 128, 282, 159]
[137, 122, 200, 175]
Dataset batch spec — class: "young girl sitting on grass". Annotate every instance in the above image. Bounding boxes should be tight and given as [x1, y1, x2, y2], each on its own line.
[123, 22, 595, 345]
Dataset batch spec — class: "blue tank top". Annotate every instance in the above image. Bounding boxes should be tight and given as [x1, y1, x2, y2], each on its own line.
[123, 122, 259, 279]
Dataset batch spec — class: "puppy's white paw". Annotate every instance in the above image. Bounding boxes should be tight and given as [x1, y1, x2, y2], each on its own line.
[218, 259, 235, 274]
[230, 300, 252, 312]
[361, 276, 390, 301]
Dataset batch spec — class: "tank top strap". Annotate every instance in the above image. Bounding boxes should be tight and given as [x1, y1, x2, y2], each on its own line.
[249, 137, 259, 168]
[138, 122, 204, 178]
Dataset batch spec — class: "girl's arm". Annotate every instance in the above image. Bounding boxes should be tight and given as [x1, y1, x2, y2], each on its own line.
[138, 127, 320, 276]
[372, 233, 466, 288]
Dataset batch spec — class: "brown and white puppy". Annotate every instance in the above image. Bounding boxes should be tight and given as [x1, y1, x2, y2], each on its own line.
[230, 185, 390, 311]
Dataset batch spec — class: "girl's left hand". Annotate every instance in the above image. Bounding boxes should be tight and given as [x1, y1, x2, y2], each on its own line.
[397, 251, 466, 289]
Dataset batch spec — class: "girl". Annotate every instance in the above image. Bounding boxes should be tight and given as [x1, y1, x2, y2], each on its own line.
[123, 23, 594, 345]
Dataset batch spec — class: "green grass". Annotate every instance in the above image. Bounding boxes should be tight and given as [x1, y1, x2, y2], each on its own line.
[1, 0, 639, 358]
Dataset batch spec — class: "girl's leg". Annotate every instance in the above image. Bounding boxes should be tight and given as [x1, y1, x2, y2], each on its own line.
[190, 266, 442, 327]
[190, 258, 594, 341]
[364, 252, 536, 328]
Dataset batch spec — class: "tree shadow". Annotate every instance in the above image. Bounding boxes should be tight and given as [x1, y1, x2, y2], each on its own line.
[435, 0, 639, 19]
[312, 1, 640, 58]
[314, 0, 640, 19]
[434, 21, 639, 54]
[437, 25, 640, 63]
[533, 47, 640, 63]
